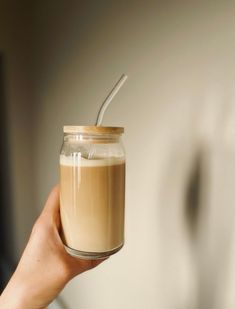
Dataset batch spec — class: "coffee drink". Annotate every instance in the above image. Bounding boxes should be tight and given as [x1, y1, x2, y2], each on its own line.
[60, 155, 125, 256]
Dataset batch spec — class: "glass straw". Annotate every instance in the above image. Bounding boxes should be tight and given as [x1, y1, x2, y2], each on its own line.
[87, 74, 128, 160]
[95, 74, 128, 126]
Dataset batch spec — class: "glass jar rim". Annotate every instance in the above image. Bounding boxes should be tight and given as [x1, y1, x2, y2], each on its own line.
[63, 126, 124, 134]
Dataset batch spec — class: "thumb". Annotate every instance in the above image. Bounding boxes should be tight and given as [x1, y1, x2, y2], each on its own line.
[40, 185, 60, 228]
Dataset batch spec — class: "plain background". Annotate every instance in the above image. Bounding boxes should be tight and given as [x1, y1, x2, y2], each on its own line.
[1, 1, 235, 308]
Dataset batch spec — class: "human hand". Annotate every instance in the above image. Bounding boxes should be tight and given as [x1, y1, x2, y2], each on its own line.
[0, 186, 106, 309]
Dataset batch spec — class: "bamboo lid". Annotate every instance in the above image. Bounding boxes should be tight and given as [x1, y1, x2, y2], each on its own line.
[63, 126, 124, 134]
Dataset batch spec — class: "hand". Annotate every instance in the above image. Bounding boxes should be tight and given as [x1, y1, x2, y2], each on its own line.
[0, 186, 106, 309]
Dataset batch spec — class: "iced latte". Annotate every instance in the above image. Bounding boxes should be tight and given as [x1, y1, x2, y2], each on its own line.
[60, 126, 125, 259]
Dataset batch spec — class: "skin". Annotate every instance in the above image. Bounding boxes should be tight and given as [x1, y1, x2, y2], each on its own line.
[0, 186, 106, 309]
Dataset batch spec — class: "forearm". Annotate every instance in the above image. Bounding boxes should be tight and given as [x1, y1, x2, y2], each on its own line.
[0, 272, 28, 309]
[0, 271, 49, 309]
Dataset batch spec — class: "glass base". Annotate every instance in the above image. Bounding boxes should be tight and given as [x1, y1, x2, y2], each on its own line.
[64, 244, 123, 260]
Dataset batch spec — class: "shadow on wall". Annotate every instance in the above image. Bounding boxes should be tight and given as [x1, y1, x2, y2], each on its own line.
[185, 151, 202, 236]
[0, 53, 16, 292]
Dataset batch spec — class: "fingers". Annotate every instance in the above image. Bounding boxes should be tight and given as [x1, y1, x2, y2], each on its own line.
[68, 257, 108, 278]
[40, 185, 60, 228]
[43, 185, 60, 214]
[90, 258, 108, 268]
[78, 257, 107, 270]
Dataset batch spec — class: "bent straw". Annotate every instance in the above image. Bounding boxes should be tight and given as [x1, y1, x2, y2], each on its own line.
[95, 74, 128, 126]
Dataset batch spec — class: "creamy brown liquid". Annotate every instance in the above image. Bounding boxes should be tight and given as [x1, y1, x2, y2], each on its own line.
[60, 157, 125, 253]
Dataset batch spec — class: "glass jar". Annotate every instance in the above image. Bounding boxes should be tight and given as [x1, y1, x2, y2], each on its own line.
[60, 126, 125, 259]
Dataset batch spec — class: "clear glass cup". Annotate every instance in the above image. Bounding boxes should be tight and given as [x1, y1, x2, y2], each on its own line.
[60, 126, 125, 259]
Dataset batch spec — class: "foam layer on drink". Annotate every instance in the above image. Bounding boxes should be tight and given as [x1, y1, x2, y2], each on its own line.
[60, 154, 125, 167]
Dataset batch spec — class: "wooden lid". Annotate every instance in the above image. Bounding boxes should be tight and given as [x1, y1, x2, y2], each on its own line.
[63, 126, 124, 134]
